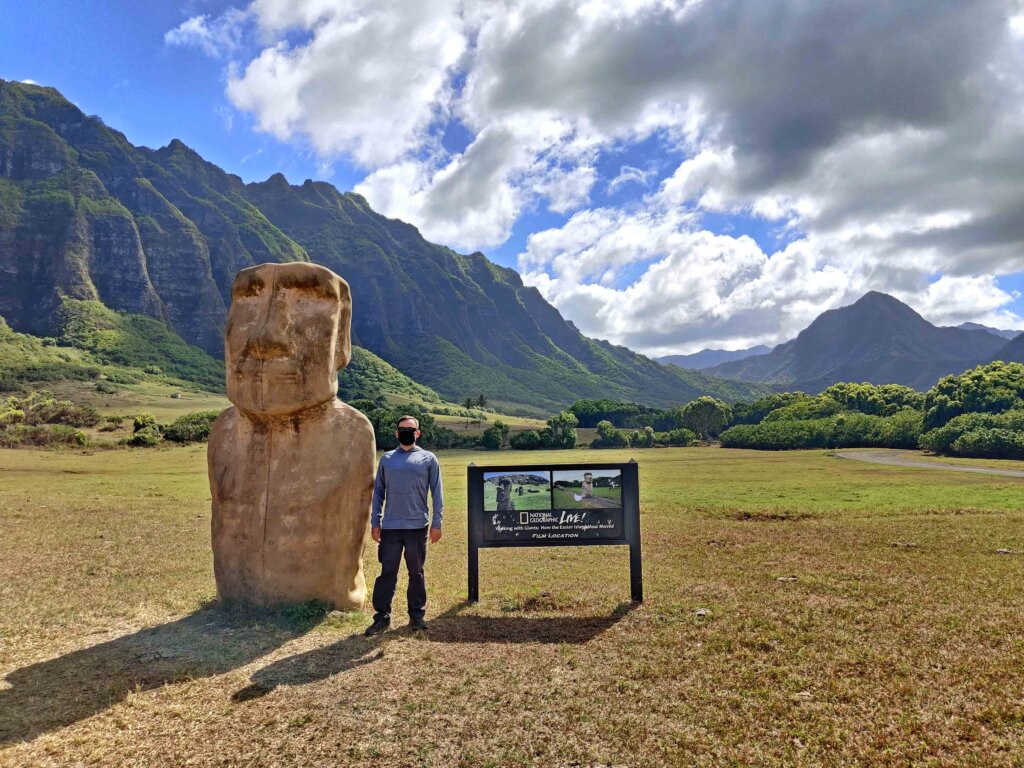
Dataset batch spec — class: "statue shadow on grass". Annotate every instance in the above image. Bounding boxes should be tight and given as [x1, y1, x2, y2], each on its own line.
[0, 602, 327, 747]
[1, 600, 638, 742]
[229, 600, 637, 702]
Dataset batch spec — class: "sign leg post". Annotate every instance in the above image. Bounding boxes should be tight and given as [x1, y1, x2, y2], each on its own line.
[467, 464, 481, 603]
[629, 539, 643, 603]
[468, 543, 479, 603]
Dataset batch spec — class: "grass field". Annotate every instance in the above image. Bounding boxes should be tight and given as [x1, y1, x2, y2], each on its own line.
[433, 412, 549, 436]
[47, 379, 231, 422]
[552, 486, 621, 509]
[1, 446, 1023, 766]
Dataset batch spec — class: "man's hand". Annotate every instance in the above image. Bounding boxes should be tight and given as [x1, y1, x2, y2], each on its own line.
[371, 527, 381, 543]
[429, 527, 442, 544]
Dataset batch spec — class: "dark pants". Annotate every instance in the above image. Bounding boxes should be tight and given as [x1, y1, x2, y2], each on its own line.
[372, 526, 429, 622]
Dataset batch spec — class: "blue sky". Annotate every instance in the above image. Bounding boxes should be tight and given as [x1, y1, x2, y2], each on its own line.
[4, 1, 1024, 354]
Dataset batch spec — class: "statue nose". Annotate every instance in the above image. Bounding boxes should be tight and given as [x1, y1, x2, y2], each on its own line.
[243, 305, 291, 360]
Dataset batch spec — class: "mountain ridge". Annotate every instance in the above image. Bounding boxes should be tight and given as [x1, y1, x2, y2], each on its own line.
[658, 345, 774, 370]
[0, 79, 764, 410]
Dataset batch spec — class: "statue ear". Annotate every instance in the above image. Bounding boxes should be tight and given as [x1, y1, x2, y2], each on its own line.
[335, 277, 352, 371]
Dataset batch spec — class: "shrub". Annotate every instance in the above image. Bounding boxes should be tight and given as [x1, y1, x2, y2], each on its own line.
[99, 415, 124, 432]
[0, 424, 88, 448]
[591, 420, 631, 448]
[675, 396, 732, 440]
[654, 427, 698, 447]
[545, 411, 579, 449]
[731, 393, 813, 425]
[950, 428, 1024, 460]
[128, 413, 163, 447]
[720, 409, 923, 451]
[164, 410, 221, 443]
[510, 429, 543, 450]
[919, 410, 1024, 456]
[0, 392, 100, 427]
[629, 426, 655, 448]
[481, 420, 510, 450]
[923, 361, 1024, 430]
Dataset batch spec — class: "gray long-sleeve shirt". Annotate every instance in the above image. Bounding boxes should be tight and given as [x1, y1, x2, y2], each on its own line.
[371, 445, 444, 530]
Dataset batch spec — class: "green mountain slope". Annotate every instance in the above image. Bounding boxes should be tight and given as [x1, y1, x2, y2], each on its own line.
[0, 79, 764, 410]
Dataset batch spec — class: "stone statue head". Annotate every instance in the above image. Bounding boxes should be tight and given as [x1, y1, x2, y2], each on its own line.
[225, 262, 352, 417]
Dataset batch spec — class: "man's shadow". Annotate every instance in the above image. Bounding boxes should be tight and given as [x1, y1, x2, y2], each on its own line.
[0, 602, 325, 747]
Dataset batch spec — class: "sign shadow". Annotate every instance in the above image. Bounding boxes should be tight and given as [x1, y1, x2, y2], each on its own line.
[0, 603, 323, 747]
[423, 600, 638, 645]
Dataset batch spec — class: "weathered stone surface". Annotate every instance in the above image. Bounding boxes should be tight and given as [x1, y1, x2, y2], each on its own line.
[208, 262, 375, 608]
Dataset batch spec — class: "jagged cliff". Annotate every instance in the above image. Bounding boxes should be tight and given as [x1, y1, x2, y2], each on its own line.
[0, 80, 764, 409]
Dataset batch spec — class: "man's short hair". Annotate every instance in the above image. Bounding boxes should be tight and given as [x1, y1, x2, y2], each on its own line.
[397, 415, 420, 429]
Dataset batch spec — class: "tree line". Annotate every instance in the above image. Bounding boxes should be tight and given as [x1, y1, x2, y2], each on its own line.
[566, 362, 1024, 459]
[718, 363, 1024, 459]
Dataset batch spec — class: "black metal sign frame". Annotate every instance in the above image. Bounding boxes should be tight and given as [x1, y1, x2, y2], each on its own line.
[467, 460, 642, 603]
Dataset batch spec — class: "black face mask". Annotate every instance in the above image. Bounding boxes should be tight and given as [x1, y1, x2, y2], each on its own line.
[397, 428, 416, 446]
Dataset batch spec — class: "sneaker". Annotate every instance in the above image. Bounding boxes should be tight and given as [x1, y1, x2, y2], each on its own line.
[409, 617, 428, 632]
[364, 618, 390, 637]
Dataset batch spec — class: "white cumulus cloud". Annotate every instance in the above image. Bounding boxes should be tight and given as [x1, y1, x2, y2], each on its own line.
[165, 9, 250, 58]
[168, 0, 1024, 353]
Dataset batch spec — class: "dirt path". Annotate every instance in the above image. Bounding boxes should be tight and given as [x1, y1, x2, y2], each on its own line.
[835, 449, 1024, 478]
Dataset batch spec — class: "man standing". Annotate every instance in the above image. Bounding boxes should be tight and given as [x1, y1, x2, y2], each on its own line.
[364, 415, 444, 636]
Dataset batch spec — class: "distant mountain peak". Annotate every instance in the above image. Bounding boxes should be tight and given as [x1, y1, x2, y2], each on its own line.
[957, 321, 1023, 340]
[848, 290, 925, 319]
[658, 345, 774, 370]
[707, 290, 1005, 392]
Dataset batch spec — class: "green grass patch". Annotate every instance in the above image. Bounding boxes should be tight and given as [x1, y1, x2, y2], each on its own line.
[1, 447, 1022, 765]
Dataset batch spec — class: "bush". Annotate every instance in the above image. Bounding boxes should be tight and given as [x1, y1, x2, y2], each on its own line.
[720, 409, 923, 451]
[510, 429, 543, 450]
[731, 393, 813, 425]
[0, 424, 88, 448]
[950, 428, 1024, 459]
[128, 413, 163, 446]
[919, 410, 1024, 456]
[569, 399, 671, 429]
[629, 426, 655, 448]
[591, 420, 631, 448]
[674, 396, 732, 440]
[923, 361, 1024, 430]
[164, 410, 221, 443]
[481, 420, 510, 450]
[545, 411, 579, 449]
[0, 391, 100, 428]
[653, 427, 698, 447]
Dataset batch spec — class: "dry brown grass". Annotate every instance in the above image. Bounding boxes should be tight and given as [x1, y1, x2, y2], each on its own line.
[1, 446, 1022, 767]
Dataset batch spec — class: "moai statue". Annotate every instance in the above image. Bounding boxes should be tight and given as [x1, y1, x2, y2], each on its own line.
[496, 477, 516, 512]
[208, 263, 375, 609]
[581, 472, 594, 499]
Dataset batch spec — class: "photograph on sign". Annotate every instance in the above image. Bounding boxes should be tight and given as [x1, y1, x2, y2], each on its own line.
[551, 468, 622, 510]
[483, 471, 552, 512]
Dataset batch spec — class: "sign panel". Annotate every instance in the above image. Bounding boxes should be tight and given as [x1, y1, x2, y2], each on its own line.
[481, 468, 625, 543]
[467, 461, 642, 602]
